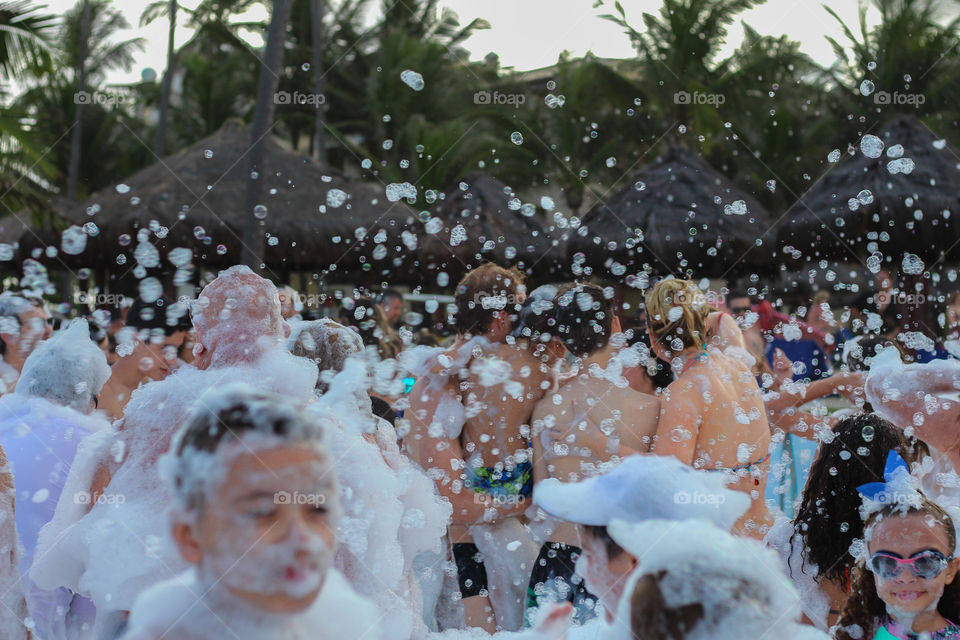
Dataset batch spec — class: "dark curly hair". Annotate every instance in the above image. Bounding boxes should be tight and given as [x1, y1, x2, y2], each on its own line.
[836, 499, 960, 640]
[789, 414, 927, 587]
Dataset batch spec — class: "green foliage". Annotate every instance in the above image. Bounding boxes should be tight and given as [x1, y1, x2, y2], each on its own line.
[3, 0, 960, 229]
[0, 0, 57, 79]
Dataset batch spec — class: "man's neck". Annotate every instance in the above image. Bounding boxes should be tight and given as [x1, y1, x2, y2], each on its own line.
[581, 344, 615, 371]
[2, 352, 23, 373]
[109, 355, 145, 391]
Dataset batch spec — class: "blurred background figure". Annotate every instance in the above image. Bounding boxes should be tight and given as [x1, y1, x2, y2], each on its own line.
[0, 292, 53, 396]
[379, 289, 404, 330]
[278, 285, 301, 320]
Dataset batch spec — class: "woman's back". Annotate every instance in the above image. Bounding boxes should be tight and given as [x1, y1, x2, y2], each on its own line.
[654, 348, 773, 538]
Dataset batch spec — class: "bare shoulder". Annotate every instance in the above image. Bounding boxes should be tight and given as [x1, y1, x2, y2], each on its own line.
[630, 387, 660, 412]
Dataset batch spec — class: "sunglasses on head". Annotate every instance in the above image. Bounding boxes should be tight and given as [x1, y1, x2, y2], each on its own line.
[867, 549, 951, 580]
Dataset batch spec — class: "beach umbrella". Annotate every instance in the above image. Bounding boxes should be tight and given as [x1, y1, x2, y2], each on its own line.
[418, 171, 567, 286]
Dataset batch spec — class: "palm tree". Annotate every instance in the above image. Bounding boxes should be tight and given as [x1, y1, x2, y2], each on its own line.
[0, 0, 56, 78]
[825, 0, 960, 119]
[243, 0, 293, 269]
[309, 0, 324, 162]
[141, 0, 180, 156]
[519, 53, 645, 213]
[58, 0, 145, 85]
[602, 0, 766, 136]
[66, 0, 90, 201]
[311, 0, 513, 198]
[13, 0, 146, 200]
[600, 0, 828, 211]
[0, 2, 57, 219]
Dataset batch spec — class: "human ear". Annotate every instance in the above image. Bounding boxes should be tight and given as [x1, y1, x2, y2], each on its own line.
[173, 521, 203, 565]
[548, 338, 566, 360]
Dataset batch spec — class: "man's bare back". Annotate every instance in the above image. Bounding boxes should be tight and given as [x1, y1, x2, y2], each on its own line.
[531, 372, 660, 545]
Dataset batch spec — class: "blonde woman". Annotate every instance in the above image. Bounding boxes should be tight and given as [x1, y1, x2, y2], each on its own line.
[645, 279, 775, 539]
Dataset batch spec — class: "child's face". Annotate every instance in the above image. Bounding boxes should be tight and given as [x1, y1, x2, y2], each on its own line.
[577, 526, 638, 621]
[869, 512, 959, 617]
[179, 444, 339, 614]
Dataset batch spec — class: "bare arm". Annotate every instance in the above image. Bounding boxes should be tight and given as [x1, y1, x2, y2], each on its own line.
[649, 384, 702, 465]
[403, 377, 523, 525]
[765, 372, 864, 416]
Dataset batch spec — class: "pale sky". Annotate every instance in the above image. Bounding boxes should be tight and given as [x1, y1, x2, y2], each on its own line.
[31, 0, 887, 86]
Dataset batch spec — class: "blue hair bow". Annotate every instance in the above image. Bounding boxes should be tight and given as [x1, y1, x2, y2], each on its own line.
[857, 451, 911, 501]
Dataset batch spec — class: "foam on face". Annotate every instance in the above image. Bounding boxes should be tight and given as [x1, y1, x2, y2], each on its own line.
[163, 384, 332, 514]
[195, 449, 340, 599]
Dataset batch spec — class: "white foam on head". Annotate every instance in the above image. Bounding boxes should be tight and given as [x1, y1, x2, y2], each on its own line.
[162, 382, 333, 515]
[607, 518, 803, 640]
[192, 265, 290, 367]
[288, 318, 363, 384]
[16, 319, 109, 412]
[30, 341, 319, 623]
[311, 373, 451, 636]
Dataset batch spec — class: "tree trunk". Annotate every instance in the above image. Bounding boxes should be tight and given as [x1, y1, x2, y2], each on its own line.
[310, 0, 325, 163]
[242, 0, 293, 270]
[153, 0, 178, 157]
[67, 0, 91, 201]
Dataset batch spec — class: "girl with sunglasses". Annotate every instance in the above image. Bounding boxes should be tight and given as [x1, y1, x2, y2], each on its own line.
[837, 490, 960, 639]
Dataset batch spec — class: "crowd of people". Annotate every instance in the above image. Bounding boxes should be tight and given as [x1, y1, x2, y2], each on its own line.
[0, 260, 957, 639]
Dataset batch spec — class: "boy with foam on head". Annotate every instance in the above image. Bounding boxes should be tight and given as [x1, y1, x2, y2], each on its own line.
[606, 518, 829, 640]
[31, 266, 320, 638]
[532, 454, 749, 630]
[120, 383, 380, 640]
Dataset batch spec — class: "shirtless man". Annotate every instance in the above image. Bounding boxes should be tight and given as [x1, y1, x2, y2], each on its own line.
[646, 279, 775, 539]
[529, 282, 659, 621]
[404, 264, 551, 632]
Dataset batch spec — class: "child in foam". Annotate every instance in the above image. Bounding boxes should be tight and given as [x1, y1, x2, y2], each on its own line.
[764, 413, 926, 632]
[606, 518, 829, 640]
[2, 320, 110, 639]
[836, 453, 960, 640]
[119, 384, 380, 640]
[532, 454, 750, 633]
[31, 266, 320, 638]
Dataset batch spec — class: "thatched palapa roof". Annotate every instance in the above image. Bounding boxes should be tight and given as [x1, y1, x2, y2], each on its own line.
[575, 145, 773, 278]
[779, 114, 960, 263]
[32, 120, 416, 281]
[420, 172, 566, 283]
